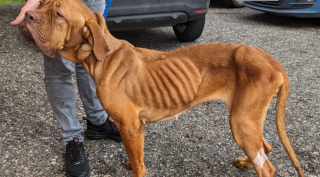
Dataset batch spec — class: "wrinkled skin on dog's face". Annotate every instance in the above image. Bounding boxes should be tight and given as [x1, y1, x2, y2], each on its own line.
[20, 0, 97, 60]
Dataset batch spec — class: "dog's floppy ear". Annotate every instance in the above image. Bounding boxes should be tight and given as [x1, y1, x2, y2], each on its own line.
[85, 13, 109, 61]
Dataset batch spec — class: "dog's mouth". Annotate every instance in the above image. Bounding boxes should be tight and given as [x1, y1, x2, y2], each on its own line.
[20, 21, 36, 44]
[19, 20, 56, 58]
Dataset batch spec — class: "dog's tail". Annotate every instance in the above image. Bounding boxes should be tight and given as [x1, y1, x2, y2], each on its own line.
[276, 70, 304, 177]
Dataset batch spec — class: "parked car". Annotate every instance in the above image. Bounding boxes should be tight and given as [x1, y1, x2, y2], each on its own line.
[106, 0, 210, 41]
[222, 0, 244, 8]
[243, 0, 320, 18]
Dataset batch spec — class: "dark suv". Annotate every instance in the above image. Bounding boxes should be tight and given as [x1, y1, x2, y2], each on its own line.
[106, 0, 210, 41]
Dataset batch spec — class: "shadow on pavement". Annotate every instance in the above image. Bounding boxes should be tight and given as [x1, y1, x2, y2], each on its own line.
[241, 10, 320, 28]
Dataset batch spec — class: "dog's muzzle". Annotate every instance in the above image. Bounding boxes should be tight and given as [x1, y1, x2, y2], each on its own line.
[20, 21, 35, 44]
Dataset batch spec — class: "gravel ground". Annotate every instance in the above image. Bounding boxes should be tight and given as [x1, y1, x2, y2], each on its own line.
[1, 3, 320, 177]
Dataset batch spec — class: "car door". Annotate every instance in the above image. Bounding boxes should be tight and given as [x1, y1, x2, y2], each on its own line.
[108, 0, 186, 17]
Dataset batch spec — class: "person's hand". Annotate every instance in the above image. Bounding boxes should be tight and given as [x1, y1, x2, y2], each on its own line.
[10, 0, 40, 26]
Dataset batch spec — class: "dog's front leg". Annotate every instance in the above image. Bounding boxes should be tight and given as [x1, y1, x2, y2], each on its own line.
[115, 115, 146, 177]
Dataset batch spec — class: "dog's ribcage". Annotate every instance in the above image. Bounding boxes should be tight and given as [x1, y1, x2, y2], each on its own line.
[129, 57, 202, 110]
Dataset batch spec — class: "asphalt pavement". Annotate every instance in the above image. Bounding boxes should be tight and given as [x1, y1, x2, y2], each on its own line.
[0, 3, 319, 177]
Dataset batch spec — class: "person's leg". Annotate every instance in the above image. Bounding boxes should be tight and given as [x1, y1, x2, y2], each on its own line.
[44, 55, 84, 144]
[44, 55, 90, 177]
[75, 62, 107, 125]
[76, 0, 121, 142]
[83, 0, 106, 15]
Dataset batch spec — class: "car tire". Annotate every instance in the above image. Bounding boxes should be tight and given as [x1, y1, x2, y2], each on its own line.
[223, 0, 244, 8]
[173, 16, 205, 42]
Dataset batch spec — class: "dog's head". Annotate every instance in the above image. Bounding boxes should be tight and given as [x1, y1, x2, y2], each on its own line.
[20, 0, 109, 61]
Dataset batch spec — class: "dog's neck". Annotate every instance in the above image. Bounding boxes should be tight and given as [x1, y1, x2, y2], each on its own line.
[81, 28, 122, 85]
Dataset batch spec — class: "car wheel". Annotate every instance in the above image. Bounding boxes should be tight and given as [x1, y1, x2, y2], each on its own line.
[173, 16, 205, 42]
[223, 0, 244, 8]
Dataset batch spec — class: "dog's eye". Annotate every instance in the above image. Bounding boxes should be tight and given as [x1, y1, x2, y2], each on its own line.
[56, 11, 64, 18]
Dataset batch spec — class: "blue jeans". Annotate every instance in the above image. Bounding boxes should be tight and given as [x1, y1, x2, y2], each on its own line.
[43, 0, 106, 144]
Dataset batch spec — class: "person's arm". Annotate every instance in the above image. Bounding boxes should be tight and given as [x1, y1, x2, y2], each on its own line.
[10, 0, 40, 26]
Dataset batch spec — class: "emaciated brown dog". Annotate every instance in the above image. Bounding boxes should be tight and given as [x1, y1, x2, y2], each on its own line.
[20, 0, 304, 176]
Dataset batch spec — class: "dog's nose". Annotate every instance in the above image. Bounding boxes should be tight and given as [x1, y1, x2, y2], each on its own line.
[25, 11, 38, 22]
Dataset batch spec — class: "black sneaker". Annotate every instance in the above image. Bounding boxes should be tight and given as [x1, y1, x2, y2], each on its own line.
[84, 116, 122, 142]
[65, 138, 90, 177]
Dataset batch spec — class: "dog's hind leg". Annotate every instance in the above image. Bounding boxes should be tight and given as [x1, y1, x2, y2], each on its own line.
[230, 113, 276, 176]
[262, 138, 273, 154]
[228, 85, 276, 177]
[234, 138, 273, 169]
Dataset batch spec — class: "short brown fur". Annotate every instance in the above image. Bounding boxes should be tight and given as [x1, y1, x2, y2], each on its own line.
[20, 0, 304, 176]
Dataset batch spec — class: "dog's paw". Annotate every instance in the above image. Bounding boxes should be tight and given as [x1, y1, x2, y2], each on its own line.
[124, 160, 131, 170]
[234, 157, 253, 169]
